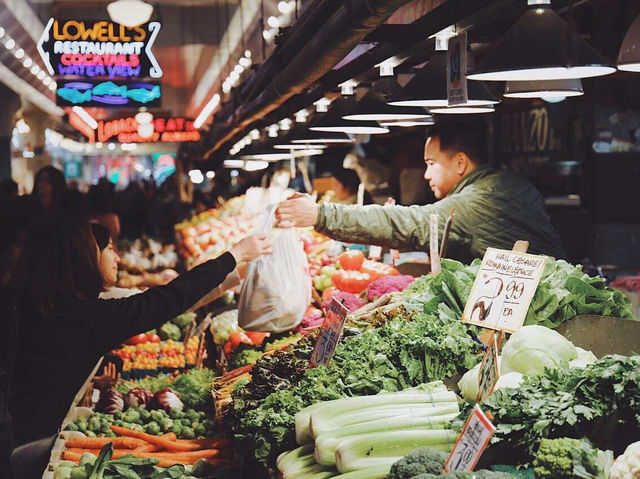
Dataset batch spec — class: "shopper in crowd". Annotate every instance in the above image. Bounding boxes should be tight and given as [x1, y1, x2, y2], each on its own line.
[330, 168, 373, 205]
[276, 121, 565, 263]
[89, 178, 121, 240]
[8, 212, 270, 469]
[0, 179, 18, 201]
[91, 222, 247, 308]
[31, 166, 67, 212]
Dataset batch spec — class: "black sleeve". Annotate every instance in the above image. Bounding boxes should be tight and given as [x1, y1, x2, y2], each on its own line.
[83, 252, 236, 352]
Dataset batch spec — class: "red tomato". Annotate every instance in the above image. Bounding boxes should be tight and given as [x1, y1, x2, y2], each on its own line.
[228, 331, 252, 350]
[146, 333, 161, 343]
[126, 333, 148, 345]
[223, 341, 233, 356]
[333, 270, 372, 294]
[245, 331, 269, 346]
[339, 250, 365, 271]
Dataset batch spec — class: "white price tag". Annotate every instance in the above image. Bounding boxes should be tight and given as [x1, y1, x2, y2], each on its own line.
[309, 298, 350, 367]
[476, 332, 500, 402]
[430, 213, 441, 275]
[447, 32, 468, 106]
[444, 405, 495, 472]
[369, 245, 382, 261]
[462, 248, 547, 333]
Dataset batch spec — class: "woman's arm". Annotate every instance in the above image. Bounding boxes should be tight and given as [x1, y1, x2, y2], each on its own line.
[84, 252, 237, 351]
[84, 234, 271, 352]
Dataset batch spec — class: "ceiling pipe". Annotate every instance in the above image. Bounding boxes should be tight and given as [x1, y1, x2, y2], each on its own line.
[205, 0, 412, 157]
[240, 0, 343, 103]
[205, 0, 527, 158]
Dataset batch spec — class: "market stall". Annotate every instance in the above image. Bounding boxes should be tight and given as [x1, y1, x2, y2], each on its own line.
[42, 192, 640, 479]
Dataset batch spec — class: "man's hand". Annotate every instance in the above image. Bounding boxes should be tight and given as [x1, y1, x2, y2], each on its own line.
[276, 194, 319, 228]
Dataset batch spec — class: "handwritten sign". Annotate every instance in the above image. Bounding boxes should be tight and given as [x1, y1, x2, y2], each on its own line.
[310, 298, 350, 367]
[444, 405, 495, 472]
[447, 32, 468, 106]
[462, 248, 547, 333]
[476, 332, 500, 402]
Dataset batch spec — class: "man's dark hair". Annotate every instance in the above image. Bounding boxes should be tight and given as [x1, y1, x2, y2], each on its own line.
[333, 168, 361, 195]
[24, 212, 103, 313]
[427, 121, 487, 164]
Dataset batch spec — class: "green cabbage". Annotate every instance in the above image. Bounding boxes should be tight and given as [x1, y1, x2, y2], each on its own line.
[501, 326, 577, 376]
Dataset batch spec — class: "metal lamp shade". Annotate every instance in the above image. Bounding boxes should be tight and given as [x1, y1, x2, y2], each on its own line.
[290, 130, 355, 145]
[504, 78, 584, 98]
[468, 4, 615, 81]
[388, 52, 498, 108]
[309, 97, 389, 135]
[343, 78, 429, 121]
[618, 14, 640, 72]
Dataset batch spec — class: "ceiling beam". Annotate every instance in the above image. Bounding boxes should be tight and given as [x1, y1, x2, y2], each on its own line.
[1, 0, 44, 44]
[188, 0, 261, 116]
[0, 62, 63, 116]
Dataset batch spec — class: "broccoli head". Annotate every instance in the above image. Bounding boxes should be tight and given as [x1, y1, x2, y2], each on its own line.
[533, 437, 612, 479]
[388, 447, 449, 479]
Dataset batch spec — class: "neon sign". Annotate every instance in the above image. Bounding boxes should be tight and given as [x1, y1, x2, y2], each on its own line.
[97, 117, 200, 143]
[37, 19, 163, 79]
[56, 80, 161, 107]
[68, 109, 96, 142]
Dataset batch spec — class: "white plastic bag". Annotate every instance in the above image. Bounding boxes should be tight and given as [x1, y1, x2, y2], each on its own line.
[238, 208, 311, 332]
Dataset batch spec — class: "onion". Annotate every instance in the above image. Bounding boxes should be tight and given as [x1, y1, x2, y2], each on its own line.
[124, 388, 153, 409]
[150, 388, 184, 411]
[96, 389, 124, 414]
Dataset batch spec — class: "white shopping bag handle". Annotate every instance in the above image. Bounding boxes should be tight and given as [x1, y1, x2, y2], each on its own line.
[258, 204, 278, 235]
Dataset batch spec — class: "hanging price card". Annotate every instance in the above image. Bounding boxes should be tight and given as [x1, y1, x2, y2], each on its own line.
[310, 298, 350, 367]
[444, 405, 495, 472]
[462, 248, 547, 333]
[476, 332, 500, 402]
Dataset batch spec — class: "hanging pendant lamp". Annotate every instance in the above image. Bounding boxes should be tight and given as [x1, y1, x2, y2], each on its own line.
[273, 124, 328, 150]
[430, 106, 495, 114]
[107, 0, 153, 28]
[468, 0, 615, 81]
[617, 13, 640, 72]
[380, 116, 435, 127]
[388, 52, 498, 108]
[343, 78, 430, 122]
[504, 78, 583, 99]
[291, 130, 355, 145]
[310, 97, 389, 135]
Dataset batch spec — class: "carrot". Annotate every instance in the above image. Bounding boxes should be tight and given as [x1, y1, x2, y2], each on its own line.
[65, 437, 146, 450]
[65, 447, 233, 466]
[161, 433, 177, 441]
[133, 443, 160, 452]
[109, 425, 195, 451]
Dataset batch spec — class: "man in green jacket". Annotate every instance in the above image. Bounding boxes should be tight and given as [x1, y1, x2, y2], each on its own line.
[276, 122, 565, 263]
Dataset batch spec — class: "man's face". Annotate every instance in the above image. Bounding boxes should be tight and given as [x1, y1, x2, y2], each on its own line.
[424, 136, 461, 199]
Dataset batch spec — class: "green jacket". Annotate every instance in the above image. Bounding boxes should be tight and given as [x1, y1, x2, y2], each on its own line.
[316, 165, 565, 264]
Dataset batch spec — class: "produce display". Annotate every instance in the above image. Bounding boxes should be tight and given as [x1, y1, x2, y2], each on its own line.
[43, 200, 640, 479]
[116, 237, 179, 289]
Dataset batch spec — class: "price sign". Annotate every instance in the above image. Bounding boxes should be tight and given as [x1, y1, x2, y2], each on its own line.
[462, 248, 547, 333]
[476, 332, 500, 402]
[447, 32, 468, 106]
[310, 298, 350, 367]
[369, 245, 382, 261]
[444, 405, 495, 472]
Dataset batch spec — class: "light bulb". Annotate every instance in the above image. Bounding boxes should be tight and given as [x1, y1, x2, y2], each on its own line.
[5, 38, 15, 49]
[14, 48, 24, 59]
[234, 64, 244, 74]
[267, 16, 280, 28]
[23, 57, 32, 68]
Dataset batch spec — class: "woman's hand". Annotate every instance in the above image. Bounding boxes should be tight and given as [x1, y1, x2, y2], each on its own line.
[230, 234, 272, 263]
[93, 362, 119, 391]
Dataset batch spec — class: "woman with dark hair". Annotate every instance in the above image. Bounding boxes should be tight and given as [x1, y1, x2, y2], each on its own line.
[331, 168, 372, 205]
[31, 166, 67, 212]
[9, 212, 270, 453]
